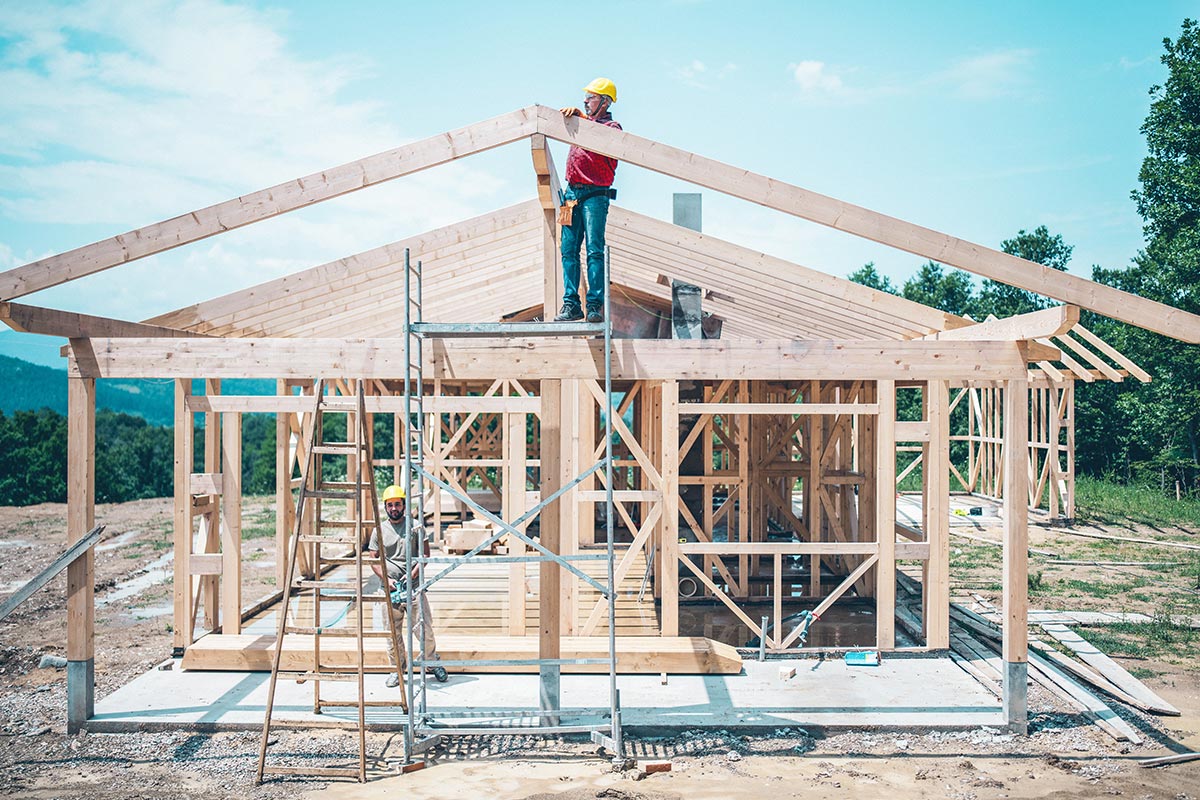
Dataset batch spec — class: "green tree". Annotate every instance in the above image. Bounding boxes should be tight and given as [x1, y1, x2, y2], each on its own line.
[973, 226, 1073, 319]
[1088, 19, 1200, 493]
[901, 261, 976, 317]
[847, 262, 898, 294]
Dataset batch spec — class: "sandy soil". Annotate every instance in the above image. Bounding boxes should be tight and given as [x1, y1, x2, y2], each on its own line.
[1, 498, 1198, 799]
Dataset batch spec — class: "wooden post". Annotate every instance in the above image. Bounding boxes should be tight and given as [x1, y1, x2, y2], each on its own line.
[1003, 378, 1030, 733]
[275, 379, 291, 590]
[201, 380, 221, 630]
[875, 379, 896, 649]
[559, 380, 578, 635]
[66, 373, 95, 734]
[807, 380, 823, 597]
[505, 407, 528, 635]
[172, 379, 194, 650]
[539, 378, 562, 717]
[661, 380, 680, 635]
[924, 379, 950, 648]
[221, 412, 243, 634]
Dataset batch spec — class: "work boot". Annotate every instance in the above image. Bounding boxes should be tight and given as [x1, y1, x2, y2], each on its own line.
[385, 672, 400, 688]
[586, 306, 603, 323]
[431, 665, 448, 683]
[554, 304, 583, 322]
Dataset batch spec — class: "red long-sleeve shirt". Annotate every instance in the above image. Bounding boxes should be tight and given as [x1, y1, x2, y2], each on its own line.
[564, 112, 622, 187]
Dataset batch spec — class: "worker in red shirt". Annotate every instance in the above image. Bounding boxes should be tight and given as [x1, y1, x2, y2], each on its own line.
[553, 77, 621, 323]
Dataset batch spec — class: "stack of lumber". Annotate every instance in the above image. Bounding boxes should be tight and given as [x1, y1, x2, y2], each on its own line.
[944, 598, 1181, 744]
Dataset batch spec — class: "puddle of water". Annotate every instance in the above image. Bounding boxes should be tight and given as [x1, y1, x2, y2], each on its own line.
[0, 540, 31, 548]
[97, 551, 173, 607]
[131, 604, 173, 619]
[0, 580, 30, 593]
[96, 529, 142, 553]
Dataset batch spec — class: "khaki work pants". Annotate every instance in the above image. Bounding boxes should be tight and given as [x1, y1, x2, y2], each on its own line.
[384, 593, 438, 670]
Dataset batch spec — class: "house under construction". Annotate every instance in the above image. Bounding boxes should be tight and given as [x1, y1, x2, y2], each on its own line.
[1, 105, 1194, 756]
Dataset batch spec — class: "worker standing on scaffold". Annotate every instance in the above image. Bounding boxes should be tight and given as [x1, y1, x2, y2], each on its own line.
[368, 485, 448, 686]
[553, 77, 621, 325]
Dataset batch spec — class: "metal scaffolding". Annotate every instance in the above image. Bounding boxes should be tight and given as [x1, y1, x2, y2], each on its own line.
[399, 247, 624, 764]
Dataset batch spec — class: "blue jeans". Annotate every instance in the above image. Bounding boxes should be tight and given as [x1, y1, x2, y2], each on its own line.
[560, 188, 610, 310]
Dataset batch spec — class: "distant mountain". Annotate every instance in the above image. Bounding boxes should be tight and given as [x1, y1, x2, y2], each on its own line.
[0, 355, 275, 427]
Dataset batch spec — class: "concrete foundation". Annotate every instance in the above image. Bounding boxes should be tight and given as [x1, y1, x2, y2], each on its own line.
[88, 653, 1005, 733]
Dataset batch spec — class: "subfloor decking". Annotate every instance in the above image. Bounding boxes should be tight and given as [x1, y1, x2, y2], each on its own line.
[182, 545, 677, 672]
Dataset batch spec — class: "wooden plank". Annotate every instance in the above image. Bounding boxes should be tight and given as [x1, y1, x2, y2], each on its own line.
[179, 634, 742, 674]
[1, 301, 208, 339]
[66, 382, 96, 648]
[925, 380, 950, 648]
[190, 472, 222, 495]
[530, 133, 562, 211]
[185, 394, 540, 414]
[679, 542, 878, 555]
[922, 306, 1079, 342]
[875, 380, 896, 649]
[1072, 324, 1152, 383]
[68, 338, 1052, 381]
[1003, 378, 1030, 665]
[220, 412, 242, 635]
[688, 402, 879, 415]
[536, 105, 1200, 344]
[0, 525, 104, 623]
[661, 380, 680, 636]
[1, 107, 539, 300]
[1039, 623, 1180, 715]
[172, 379, 193, 649]
[539, 379, 561, 665]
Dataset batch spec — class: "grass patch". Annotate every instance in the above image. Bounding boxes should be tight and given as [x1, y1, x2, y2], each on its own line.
[1084, 603, 1200, 662]
[243, 524, 274, 540]
[1076, 475, 1200, 529]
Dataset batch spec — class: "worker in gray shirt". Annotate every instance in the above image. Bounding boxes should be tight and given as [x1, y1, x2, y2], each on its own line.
[368, 484, 447, 685]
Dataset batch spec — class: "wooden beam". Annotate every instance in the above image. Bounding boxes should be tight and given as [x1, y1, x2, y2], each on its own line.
[1, 107, 539, 300]
[66, 376, 95, 733]
[921, 305, 1079, 342]
[0, 301, 207, 339]
[538, 378, 562, 713]
[535, 105, 1200, 343]
[875, 379, 896, 649]
[661, 380, 680, 636]
[1003, 377, 1030, 732]
[530, 133, 562, 211]
[185, 394, 540, 414]
[220, 412, 242, 634]
[68, 337, 1055, 380]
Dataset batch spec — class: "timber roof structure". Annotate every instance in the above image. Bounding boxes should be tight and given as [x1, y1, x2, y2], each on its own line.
[1, 104, 1195, 376]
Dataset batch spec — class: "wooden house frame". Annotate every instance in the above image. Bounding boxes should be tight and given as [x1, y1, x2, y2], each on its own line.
[2, 105, 1193, 735]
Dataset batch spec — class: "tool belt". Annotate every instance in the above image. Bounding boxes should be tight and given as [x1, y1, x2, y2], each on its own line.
[557, 184, 617, 226]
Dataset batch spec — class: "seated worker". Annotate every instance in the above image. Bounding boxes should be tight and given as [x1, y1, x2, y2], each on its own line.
[553, 77, 622, 324]
[368, 485, 448, 686]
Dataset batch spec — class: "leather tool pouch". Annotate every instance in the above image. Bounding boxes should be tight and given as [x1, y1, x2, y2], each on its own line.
[557, 199, 577, 227]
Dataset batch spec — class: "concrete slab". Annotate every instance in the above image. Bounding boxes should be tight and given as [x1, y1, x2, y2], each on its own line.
[89, 653, 1005, 733]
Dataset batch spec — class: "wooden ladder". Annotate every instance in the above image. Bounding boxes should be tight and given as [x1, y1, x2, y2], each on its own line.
[255, 378, 407, 784]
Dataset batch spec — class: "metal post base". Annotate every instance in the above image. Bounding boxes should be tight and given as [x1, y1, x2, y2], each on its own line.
[67, 658, 94, 734]
[539, 665, 560, 727]
[1003, 660, 1028, 734]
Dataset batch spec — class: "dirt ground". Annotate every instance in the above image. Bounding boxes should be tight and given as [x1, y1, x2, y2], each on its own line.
[2, 497, 1199, 799]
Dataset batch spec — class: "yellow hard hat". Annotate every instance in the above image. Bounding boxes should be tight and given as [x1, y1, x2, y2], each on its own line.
[381, 485, 406, 503]
[583, 77, 617, 103]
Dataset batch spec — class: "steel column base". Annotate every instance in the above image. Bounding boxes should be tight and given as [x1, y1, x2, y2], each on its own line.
[1003, 660, 1028, 735]
[67, 658, 94, 734]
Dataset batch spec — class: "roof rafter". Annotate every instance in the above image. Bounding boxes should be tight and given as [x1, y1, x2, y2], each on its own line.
[0, 106, 540, 301]
[534, 104, 1200, 344]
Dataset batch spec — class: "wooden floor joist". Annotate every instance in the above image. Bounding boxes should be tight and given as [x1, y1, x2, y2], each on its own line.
[180, 634, 742, 674]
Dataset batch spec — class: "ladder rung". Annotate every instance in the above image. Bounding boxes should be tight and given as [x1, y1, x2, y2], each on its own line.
[318, 699, 408, 708]
[319, 519, 373, 529]
[280, 671, 362, 683]
[293, 580, 362, 591]
[299, 535, 358, 544]
[305, 489, 356, 501]
[312, 444, 358, 455]
[321, 480, 365, 490]
[320, 556, 370, 566]
[285, 627, 393, 638]
[262, 764, 362, 776]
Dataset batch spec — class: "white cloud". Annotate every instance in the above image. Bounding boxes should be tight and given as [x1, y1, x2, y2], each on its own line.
[1118, 55, 1156, 70]
[673, 59, 737, 89]
[938, 49, 1035, 100]
[0, 0, 515, 318]
[788, 60, 844, 94]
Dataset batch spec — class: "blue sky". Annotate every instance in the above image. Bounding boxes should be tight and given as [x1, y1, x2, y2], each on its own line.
[0, 0, 1194, 366]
